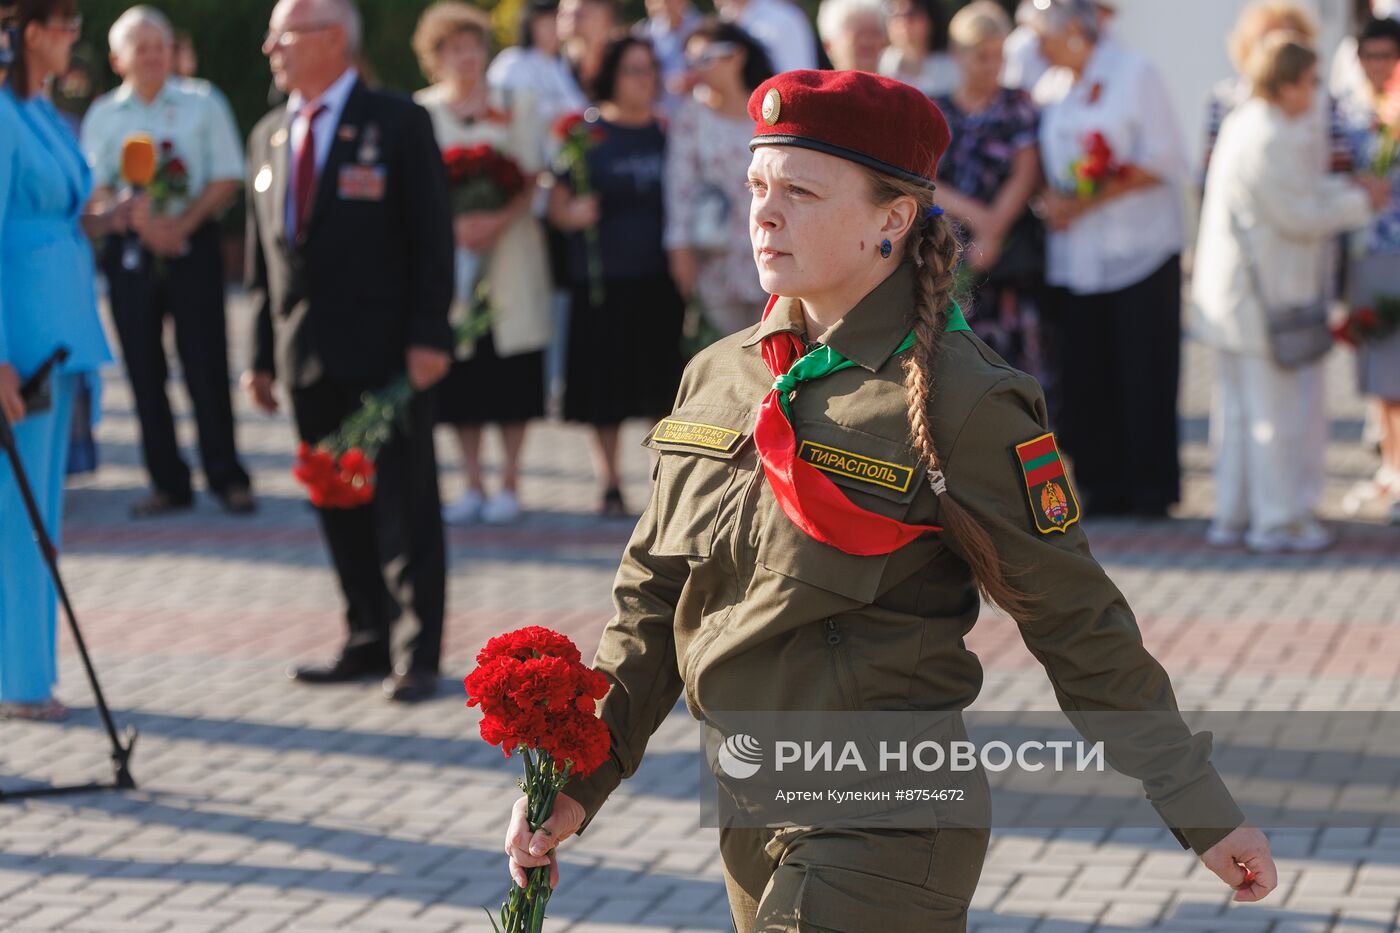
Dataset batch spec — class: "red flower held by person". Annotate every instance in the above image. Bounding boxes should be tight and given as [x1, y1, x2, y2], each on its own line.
[442, 144, 526, 215]
[552, 112, 585, 141]
[466, 627, 613, 931]
[1069, 131, 1123, 197]
[476, 625, 584, 666]
[293, 443, 377, 508]
[289, 376, 414, 510]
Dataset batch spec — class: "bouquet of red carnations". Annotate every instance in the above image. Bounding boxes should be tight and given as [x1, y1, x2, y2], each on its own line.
[466, 626, 611, 933]
[1332, 295, 1400, 347]
[1068, 130, 1123, 198]
[148, 139, 191, 212]
[442, 145, 525, 338]
[443, 144, 527, 215]
[292, 379, 414, 508]
[553, 111, 607, 307]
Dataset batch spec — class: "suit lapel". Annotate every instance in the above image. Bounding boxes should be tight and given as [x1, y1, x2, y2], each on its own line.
[299, 80, 371, 245]
[267, 107, 291, 250]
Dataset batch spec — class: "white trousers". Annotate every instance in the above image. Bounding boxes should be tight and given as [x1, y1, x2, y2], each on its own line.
[1210, 350, 1328, 534]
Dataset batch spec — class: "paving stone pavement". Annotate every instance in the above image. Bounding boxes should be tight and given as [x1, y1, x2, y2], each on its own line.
[1, 291, 1398, 932]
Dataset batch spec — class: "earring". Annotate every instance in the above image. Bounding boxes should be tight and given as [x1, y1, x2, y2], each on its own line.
[879, 239, 893, 259]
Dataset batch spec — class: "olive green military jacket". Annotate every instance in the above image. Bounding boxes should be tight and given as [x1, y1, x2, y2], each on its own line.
[564, 263, 1245, 855]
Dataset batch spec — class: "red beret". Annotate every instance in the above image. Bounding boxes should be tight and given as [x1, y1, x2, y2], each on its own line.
[748, 70, 951, 190]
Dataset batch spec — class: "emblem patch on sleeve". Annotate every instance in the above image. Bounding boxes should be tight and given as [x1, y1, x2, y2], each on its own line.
[1013, 433, 1080, 534]
[797, 441, 914, 493]
[653, 419, 742, 452]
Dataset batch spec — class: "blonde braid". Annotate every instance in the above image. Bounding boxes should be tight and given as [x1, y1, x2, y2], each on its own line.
[864, 168, 1033, 618]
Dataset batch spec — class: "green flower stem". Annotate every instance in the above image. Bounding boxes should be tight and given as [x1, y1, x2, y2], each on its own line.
[494, 751, 579, 932]
[568, 160, 606, 307]
[322, 377, 414, 459]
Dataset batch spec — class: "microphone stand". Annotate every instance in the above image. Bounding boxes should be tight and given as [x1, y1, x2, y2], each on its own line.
[120, 188, 146, 272]
[0, 347, 137, 801]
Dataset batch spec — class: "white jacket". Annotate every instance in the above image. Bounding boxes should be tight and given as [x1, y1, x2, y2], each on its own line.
[1191, 98, 1371, 357]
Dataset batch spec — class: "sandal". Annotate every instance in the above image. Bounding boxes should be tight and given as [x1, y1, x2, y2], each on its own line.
[129, 490, 194, 519]
[0, 698, 69, 722]
[599, 486, 628, 518]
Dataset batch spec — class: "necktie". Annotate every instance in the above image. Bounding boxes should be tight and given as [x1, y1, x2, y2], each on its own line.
[292, 103, 326, 237]
[751, 297, 971, 556]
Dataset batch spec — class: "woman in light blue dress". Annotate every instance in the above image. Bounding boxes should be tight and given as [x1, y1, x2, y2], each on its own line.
[1, 0, 117, 720]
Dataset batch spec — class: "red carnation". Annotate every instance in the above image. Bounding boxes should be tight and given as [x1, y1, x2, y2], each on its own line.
[1356, 306, 1379, 329]
[1331, 318, 1358, 347]
[553, 112, 585, 140]
[165, 158, 188, 178]
[160, 139, 174, 152]
[464, 626, 612, 926]
[476, 626, 583, 666]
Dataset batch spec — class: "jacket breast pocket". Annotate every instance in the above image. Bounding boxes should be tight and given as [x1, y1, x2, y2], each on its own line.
[643, 407, 754, 559]
[757, 421, 934, 604]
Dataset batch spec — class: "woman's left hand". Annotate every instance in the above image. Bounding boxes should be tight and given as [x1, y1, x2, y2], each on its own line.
[0, 363, 26, 425]
[1199, 825, 1277, 902]
[455, 209, 513, 253]
[1041, 191, 1086, 232]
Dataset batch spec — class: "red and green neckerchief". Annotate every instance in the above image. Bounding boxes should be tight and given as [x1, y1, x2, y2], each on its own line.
[752, 295, 971, 557]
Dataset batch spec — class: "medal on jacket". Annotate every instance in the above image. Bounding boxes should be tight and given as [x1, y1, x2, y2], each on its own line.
[752, 296, 968, 556]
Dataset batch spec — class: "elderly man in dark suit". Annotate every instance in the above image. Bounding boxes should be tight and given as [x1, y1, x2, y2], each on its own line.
[243, 0, 454, 703]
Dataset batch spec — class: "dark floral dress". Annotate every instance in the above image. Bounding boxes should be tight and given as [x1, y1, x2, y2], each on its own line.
[934, 88, 1050, 392]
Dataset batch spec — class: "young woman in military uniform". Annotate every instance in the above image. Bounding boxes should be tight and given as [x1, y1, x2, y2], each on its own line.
[501, 70, 1278, 928]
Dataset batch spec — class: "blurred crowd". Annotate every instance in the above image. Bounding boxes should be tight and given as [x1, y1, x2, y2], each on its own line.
[2, 0, 1399, 715]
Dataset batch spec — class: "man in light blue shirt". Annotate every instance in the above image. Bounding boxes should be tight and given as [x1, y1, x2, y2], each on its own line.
[635, 0, 701, 116]
[716, 0, 817, 75]
[80, 5, 254, 517]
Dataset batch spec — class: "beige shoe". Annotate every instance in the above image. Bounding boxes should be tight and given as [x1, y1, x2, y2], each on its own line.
[0, 698, 69, 722]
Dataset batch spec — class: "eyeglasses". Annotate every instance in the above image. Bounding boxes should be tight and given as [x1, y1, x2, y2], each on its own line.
[44, 14, 82, 34]
[263, 21, 337, 50]
[686, 42, 738, 67]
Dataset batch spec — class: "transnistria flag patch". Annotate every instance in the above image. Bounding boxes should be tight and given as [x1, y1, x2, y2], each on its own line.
[1013, 433, 1080, 534]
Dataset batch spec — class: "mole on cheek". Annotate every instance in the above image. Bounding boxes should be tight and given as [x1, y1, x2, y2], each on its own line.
[860, 241, 865, 251]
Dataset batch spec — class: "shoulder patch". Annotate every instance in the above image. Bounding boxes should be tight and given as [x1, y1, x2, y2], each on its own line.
[797, 440, 913, 493]
[1013, 433, 1080, 534]
[653, 418, 742, 452]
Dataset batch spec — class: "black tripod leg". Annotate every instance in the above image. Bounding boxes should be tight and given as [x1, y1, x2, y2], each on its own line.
[0, 410, 136, 794]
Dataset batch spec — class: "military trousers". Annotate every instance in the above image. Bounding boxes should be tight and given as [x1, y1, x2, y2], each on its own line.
[720, 824, 989, 932]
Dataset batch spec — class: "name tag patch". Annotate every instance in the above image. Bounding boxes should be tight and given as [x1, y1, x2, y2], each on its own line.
[653, 419, 742, 452]
[797, 441, 913, 493]
[1013, 432, 1081, 534]
[337, 164, 386, 201]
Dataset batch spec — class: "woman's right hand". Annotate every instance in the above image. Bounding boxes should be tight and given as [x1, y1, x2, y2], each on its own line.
[1200, 824, 1277, 902]
[503, 791, 586, 888]
[1353, 174, 1393, 212]
[0, 363, 25, 425]
[455, 210, 512, 253]
[559, 194, 601, 232]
